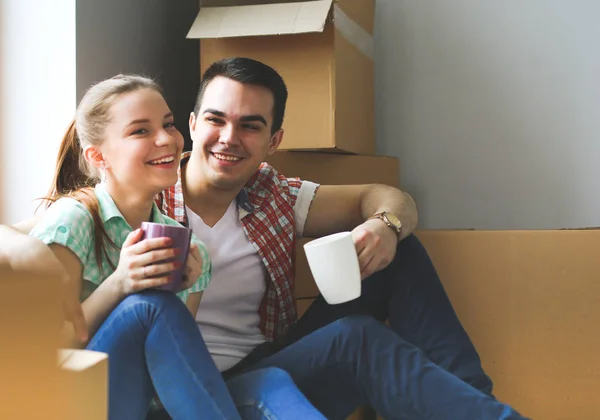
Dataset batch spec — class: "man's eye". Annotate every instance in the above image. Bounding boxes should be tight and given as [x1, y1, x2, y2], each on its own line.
[164, 122, 176, 129]
[207, 117, 223, 124]
[242, 124, 259, 130]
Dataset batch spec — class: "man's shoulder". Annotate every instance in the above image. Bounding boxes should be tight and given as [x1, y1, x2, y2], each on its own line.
[245, 162, 301, 193]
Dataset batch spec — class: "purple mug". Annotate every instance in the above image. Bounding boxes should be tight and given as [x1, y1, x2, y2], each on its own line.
[140, 222, 192, 292]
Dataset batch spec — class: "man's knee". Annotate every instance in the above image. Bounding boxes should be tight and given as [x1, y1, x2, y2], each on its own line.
[333, 315, 385, 339]
[246, 367, 293, 388]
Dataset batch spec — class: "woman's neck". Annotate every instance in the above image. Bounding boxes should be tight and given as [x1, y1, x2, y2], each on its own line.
[104, 183, 156, 230]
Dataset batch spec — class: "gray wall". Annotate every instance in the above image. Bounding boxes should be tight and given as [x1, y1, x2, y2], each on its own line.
[76, 0, 200, 149]
[375, 0, 600, 230]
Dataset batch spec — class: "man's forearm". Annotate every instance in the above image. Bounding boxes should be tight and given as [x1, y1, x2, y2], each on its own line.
[12, 216, 39, 235]
[360, 185, 418, 240]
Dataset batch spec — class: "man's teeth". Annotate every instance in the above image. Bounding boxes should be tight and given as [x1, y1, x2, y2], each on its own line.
[149, 157, 175, 165]
[214, 153, 241, 162]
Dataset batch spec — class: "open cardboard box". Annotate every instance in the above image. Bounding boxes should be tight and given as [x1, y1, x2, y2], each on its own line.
[189, 0, 376, 154]
[297, 229, 600, 419]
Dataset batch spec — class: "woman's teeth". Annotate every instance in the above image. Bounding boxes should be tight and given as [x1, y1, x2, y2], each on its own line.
[149, 156, 175, 165]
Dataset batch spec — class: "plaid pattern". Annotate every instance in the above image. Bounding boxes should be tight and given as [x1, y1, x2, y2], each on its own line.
[31, 182, 211, 303]
[155, 153, 319, 342]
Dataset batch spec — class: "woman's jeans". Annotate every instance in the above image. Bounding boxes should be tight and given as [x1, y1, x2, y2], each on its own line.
[86, 290, 324, 420]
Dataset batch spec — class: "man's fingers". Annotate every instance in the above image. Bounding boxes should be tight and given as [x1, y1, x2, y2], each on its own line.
[188, 243, 202, 264]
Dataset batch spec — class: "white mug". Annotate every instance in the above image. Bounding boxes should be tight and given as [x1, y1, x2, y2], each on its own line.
[303, 232, 362, 305]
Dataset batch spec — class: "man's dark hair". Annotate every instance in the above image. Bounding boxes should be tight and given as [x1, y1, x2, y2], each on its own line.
[194, 57, 288, 135]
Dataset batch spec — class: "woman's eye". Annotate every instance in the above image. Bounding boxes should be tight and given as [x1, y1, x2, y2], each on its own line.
[132, 128, 147, 135]
[164, 122, 176, 129]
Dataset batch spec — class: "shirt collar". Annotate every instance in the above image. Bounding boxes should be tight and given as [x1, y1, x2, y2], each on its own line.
[95, 182, 165, 225]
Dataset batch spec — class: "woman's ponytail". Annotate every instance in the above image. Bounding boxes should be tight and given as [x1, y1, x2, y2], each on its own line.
[45, 120, 94, 204]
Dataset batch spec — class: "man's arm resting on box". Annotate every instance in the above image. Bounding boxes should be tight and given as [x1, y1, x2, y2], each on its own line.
[12, 216, 40, 235]
[302, 184, 418, 279]
[0, 225, 88, 344]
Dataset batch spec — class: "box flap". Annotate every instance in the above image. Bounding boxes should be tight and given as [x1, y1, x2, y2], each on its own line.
[58, 349, 108, 371]
[187, 0, 333, 39]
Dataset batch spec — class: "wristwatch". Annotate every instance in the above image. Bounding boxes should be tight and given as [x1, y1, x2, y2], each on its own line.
[368, 211, 402, 240]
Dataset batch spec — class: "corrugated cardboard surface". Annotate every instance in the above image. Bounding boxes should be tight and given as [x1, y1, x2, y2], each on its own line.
[265, 151, 399, 187]
[296, 230, 600, 419]
[0, 275, 65, 419]
[58, 349, 108, 420]
[190, 0, 375, 154]
[416, 229, 600, 420]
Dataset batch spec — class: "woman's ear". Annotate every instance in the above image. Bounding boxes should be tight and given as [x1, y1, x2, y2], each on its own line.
[83, 145, 106, 171]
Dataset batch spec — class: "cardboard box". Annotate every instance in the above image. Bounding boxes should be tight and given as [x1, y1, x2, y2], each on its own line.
[189, 0, 376, 154]
[416, 229, 600, 420]
[265, 151, 400, 187]
[297, 229, 600, 419]
[58, 349, 109, 420]
[0, 275, 66, 419]
[0, 229, 66, 419]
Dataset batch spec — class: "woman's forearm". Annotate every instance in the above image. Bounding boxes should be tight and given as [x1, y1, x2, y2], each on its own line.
[81, 275, 126, 343]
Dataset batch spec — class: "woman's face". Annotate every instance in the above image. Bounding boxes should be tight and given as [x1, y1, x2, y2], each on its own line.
[98, 88, 184, 196]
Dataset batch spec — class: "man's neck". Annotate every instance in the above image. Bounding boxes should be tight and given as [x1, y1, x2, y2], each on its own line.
[182, 161, 241, 227]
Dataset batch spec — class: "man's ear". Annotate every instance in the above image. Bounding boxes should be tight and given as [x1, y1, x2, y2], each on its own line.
[189, 112, 198, 140]
[266, 129, 284, 156]
[83, 145, 106, 171]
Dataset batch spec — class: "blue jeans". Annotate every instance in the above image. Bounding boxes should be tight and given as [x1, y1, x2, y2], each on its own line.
[86, 290, 324, 420]
[228, 234, 530, 419]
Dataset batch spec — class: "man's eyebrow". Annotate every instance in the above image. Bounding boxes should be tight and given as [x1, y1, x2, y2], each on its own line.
[203, 108, 267, 126]
[202, 108, 226, 117]
[240, 115, 267, 126]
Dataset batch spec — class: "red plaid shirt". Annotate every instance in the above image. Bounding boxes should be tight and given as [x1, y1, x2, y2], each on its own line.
[155, 153, 319, 343]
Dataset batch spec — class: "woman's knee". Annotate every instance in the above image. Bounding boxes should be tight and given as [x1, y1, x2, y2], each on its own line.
[117, 289, 183, 313]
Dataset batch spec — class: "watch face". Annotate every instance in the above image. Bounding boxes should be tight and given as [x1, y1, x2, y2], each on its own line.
[385, 212, 402, 229]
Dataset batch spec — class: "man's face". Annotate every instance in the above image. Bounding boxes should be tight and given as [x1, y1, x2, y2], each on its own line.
[189, 76, 283, 191]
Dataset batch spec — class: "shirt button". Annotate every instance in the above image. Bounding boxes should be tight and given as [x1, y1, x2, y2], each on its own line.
[58, 226, 67, 233]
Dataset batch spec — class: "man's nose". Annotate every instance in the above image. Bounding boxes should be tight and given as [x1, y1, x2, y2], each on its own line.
[219, 124, 241, 146]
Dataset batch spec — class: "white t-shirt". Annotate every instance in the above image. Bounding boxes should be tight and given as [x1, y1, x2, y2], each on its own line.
[186, 201, 268, 371]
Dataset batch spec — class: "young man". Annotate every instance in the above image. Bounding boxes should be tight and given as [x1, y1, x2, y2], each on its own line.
[153, 57, 529, 419]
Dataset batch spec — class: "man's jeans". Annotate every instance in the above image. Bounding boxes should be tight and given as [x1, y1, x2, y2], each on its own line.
[227, 234, 530, 420]
[87, 290, 325, 420]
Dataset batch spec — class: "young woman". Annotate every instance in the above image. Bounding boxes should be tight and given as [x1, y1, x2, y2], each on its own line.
[30, 75, 324, 420]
